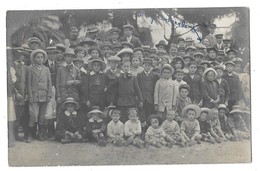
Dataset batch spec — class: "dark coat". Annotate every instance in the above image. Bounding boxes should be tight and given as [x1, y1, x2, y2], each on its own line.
[120, 36, 142, 48]
[183, 74, 202, 103]
[116, 74, 143, 107]
[201, 80, 219, 108]
[216, 78, 230, 104]
[222, 72, 242, 103]
[137, 71, 159, 104]
[27, 65, 52, 102]
[44, 60, 58, 88]
[56, 65, 81, 103]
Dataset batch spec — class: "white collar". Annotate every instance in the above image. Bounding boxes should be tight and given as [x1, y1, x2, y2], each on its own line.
[144, 70, 151, 75]
[63, 63, 74, 67]
[89, 118, 103, 122]
[64, 110, 77, 117]
[14, 61, 24, 65]
[48, 60, 54, 65]
[228, 72, 233, 76]
[80, 67, 88, 74]
[90, 71, 103, 75]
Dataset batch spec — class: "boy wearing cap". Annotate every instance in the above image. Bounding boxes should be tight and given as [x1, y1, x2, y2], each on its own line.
[27, 49, 52, 142]
[116, 61, 143, 123]
[120, 24, 142, 48]
[105, 56, 122, 106]
[83, 106, 107, 146]
[154, 64, 175, 121]
[85, 57, 107, 110]
[137, 58, 159, 129]
[109, 27, 121, 45]
[177, 37, 186, 48]
[214, 34, 224, 51]
[155, 40, 167, 52]
[215, 65, 230, 105]
[183, 61, 202, 104]
[11, 49, 29, 141]
[181, 104, 202, 146]
[201, 68, 220, 108]
[223, 61, 242, 110]
[27, 37, 42, 50]
[56, 97, 84, 144]
[174, 84, 192, 122]
[207, 47, 217, 62]
[204, 23, 217, 46]
[227, 105, 250, 140]
[173, 69, 187, 103]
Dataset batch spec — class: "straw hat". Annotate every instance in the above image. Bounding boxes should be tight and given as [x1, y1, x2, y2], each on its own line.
[200, 107, 212, 119]
[218, 104, 229, 114]
[202, 68, 218, 80]
[161, 64, 174, 74]
[30, 49, 48, 64]
[182, 104, 201, 118]
[87, 57, 106, 71]
[62, 97, 79, 110]
[229, 105, 244, 115]
[87, 106, 105, 118]
[117, 48, 134, 57]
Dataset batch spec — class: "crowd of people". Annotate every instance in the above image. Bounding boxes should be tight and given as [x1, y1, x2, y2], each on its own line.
[7, 22, 250, 149]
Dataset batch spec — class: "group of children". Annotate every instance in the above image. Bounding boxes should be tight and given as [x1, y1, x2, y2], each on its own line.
[7, 23, 250, 148]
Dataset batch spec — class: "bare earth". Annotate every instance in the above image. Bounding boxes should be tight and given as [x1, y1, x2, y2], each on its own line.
[8, 140, 251, 166]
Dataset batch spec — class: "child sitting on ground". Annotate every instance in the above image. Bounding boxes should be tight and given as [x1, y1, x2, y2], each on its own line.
[145, 114, 170, 148]
[180, 104, 202, 146]
[124, 108, 144, 148]
[218, 104, 235, 141]
[209, 108, 228, 143]
[198, 108, 216, 144]
[161, 111, 186, 147]
[106, 107, 126, 147]
[227, 105, 250, 141]
[83, 106, 107, 146]
[56, 97, 84, 144]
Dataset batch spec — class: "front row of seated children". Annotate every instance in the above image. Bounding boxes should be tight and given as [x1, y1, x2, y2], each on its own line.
[56, 97, 250, 148]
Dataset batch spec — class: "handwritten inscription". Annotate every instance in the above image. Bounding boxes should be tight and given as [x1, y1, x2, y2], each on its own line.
[138, 12, 204, 43]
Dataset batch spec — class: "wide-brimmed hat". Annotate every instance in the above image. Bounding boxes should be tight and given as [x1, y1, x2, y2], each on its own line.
[232, 58, 243, 64]
[207, 47, 217, 53]
[62, 97, 79, 110]
[28, 37, 41, 45]
[226, 48, 238, 55]
[155, 40, 167, 49]
[147, 114, 162, 126]
[185, 46, 197, 52]
[87, 106, 105, 118]
[193, 52, 204, 58]
[200, 61, 211, 68]
[218, 104, 229, 114]
[77, 38, 97, 47]
[179, 84, 190, 92]
[87, 24, 99, 33]
[88, 57, 106, 71]
[30, 49, 48, 64]
[109, 27, 121, 34]
[107, 55, 121, 62]
[113, 43, 123, 49]
[133, 47, 144, 53]
[229, 105, 243, 115]
[55, 43, 66, 52]
[225, 61, 236, 67]
[100, 41, 113, 49]
[117, 48, 134, 57]
[161, 63, 174, 74]
[64, 48, 76, 57]
[142, 58, 153, 65]
[196, 43, 207, 50]
[182, 104, 201, 118]
[123, 24, 134, 30]
[202, 68, 218, 80]
[121, 41, 134, 49]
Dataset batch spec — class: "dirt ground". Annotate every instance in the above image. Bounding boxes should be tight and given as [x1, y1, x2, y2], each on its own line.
[8, 140, 251, 166]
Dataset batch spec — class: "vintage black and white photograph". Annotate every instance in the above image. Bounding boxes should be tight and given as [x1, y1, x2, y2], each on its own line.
[6, 7, 251, 166]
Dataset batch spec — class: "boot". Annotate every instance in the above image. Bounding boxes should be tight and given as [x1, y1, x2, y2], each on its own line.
[38, 125, 45, 141]
[48, 121, 55, 139]
[43, 125, 49, 140]
[31, 124, 38, 139]
[25, 127, 33, 143]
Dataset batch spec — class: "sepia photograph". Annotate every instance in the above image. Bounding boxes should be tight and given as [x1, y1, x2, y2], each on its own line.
[6, 7, 251, 166]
